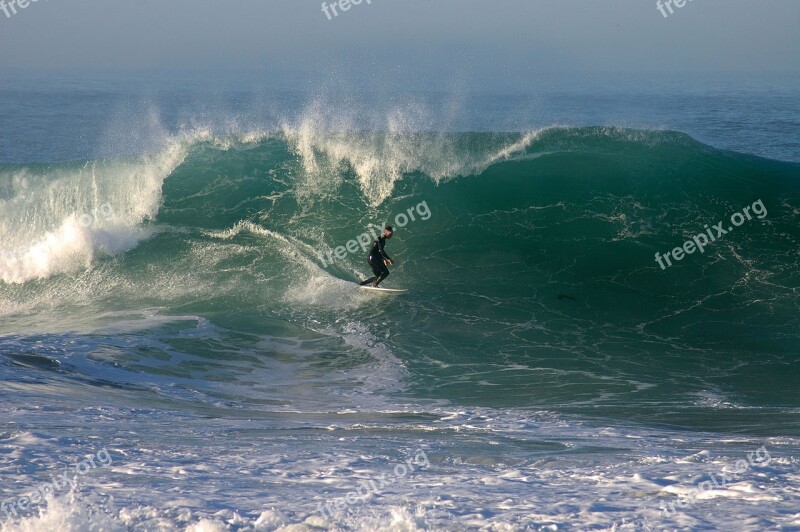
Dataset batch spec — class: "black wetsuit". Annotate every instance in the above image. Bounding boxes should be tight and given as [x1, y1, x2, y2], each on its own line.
[367, 236, 391, 286]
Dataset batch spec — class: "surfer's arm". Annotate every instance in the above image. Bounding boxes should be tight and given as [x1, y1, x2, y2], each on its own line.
[377, 239, 392, 262]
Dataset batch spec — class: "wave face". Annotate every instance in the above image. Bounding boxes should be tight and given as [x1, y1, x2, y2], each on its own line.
[2, 126, 800, 529]
[2, 127, 799, 397]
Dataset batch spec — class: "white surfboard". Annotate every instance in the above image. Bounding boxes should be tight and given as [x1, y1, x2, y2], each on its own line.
[359, 285, 407, 294]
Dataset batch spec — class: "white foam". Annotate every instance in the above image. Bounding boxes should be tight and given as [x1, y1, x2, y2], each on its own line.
[0, 494, 125, 532]
[281, 99, 544, 206]
[0, 143, 187, 284]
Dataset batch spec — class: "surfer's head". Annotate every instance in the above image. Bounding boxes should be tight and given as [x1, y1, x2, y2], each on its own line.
[383, 225, 394, 238]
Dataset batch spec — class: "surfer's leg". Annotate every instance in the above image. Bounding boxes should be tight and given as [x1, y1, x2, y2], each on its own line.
[369, 260, 382, 278]
[373, 263, 390, 287]
[366, 258, 383, 286]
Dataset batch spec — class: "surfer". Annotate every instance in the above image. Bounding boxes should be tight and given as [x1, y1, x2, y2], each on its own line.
[361, 226, 394, 287]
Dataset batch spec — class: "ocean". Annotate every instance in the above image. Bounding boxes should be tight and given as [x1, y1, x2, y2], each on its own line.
[1, 70, 799, 531]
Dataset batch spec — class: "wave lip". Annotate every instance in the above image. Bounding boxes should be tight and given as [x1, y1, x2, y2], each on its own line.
[0, 143, 187, 284]
[280, 99, 547, 206]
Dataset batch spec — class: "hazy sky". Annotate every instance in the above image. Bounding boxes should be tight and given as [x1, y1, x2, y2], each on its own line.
[0, 0, 798, 82]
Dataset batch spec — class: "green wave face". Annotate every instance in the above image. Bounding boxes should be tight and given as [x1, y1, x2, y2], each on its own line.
[2, 127, 799, 423]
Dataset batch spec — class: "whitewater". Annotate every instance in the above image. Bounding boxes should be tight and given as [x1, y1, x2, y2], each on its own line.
[1, 73, 800, 531]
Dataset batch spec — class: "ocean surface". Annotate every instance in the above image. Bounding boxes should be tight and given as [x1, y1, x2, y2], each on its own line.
[1, 71, 799, 531]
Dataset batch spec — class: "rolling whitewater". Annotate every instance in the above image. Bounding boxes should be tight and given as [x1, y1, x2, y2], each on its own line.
[2, 80, 800, 529]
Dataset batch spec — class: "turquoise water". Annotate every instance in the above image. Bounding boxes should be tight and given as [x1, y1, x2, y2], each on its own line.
[1, 73, 799, 530]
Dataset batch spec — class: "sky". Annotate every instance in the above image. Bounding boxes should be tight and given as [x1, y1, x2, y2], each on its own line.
[0, 0, 798, 86]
